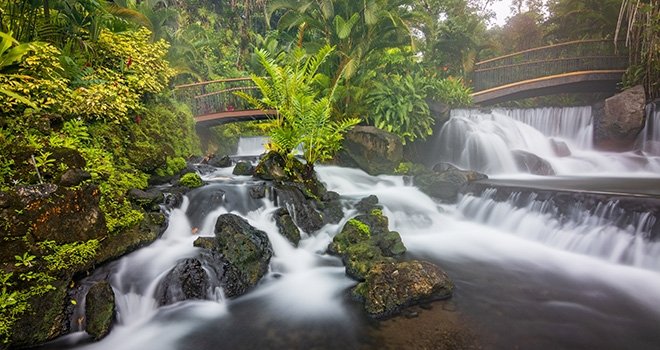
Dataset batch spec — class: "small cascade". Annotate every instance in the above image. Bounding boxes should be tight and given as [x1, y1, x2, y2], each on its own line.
[235, 136, 268, 156]
[455, 189, 660, 270]
[435, 106, 660, 175]
[638, 102, 660, 155]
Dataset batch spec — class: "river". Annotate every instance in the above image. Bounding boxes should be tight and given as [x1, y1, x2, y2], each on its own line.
[42, 105, 660, 349]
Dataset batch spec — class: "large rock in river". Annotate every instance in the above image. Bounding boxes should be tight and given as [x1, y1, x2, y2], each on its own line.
[85, 281, 115, 340]
[192, 213, 273, 297]
[593, 85, 646, 150]
[353, 260, 454, 318]
[512, 150, 555, 175]
[415, 164, 487, 202]
[337, 126, 403, 175]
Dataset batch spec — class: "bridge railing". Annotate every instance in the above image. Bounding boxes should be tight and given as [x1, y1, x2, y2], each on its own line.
[472, 40, 628, 92]
[173, 77, 261, 116]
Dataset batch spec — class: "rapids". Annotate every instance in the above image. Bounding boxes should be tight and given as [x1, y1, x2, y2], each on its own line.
[42, 105, 660, 349]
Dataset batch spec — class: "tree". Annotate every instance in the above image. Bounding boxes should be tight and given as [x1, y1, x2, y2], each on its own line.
[615, 0, 659, 100]
[545, 0, 623, 41]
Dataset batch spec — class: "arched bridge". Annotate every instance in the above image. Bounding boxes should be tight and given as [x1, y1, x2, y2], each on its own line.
[173, 78, 274, 126]
[470, 40, 628, 105]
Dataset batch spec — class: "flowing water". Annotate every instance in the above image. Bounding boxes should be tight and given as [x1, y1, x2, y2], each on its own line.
[44, 106, 660, 349]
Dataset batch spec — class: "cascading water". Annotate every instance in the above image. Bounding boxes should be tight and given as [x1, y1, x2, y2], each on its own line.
[43, 122, 660, 350]
[435, 107, 660, 175]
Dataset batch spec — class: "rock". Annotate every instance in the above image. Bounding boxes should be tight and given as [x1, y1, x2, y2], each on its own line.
[274, 185, 324, 233]
[233, 161, 254, 176]
[211, 214, 273, 291]
[356, 195, 381, 213]
[415, 165, 487, 202]
[59, 168, 91, 187]
[254, 151, 287, 181]
[85, 281, 115, 340]
[127, 188, 164, 211]
[550, 138, 571, 157]
[273, 208, 301, 246]
[593, 85, 646, 150]
[155, 258, 213, 305]
[320, 192, 344, 225]
[353, 260, 454, 318]
[512, 150, 555, 175]
[338, 126, 404, 175]
[330, 208, 406, 280]
[50, 147, 86, 169]
[209, 155, 232, 168]
[249, 183, 267, 199]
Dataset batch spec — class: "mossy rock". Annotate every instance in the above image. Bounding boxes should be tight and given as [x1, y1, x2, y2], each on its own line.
[213, 214, 273, 288]
[273, 208, 301, 246]
[232, 161, 254, 176]
[344, 243, 392, 280]
[329, 218, 372, 255]
[178, 172, 203, 188]
[85, 281, 115, 340]
[353, 260, 454, 318]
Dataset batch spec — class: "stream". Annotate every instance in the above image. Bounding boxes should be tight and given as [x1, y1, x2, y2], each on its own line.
[44, 106, 660, 349]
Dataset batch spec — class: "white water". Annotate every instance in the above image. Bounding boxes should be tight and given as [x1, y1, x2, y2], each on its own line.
[436, 107, 660, 175]
[50, 105, 660, 349]
[235, 136, 268, 156]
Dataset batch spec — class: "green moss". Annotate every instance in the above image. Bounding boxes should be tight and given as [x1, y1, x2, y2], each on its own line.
[348, 219, 370, 237]
[179, 173, 203, 188]
[344, 242, 387, 280]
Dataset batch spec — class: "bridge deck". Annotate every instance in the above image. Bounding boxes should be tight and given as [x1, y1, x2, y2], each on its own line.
[471, 70, 625, 105]
[194, 109, 277, 126]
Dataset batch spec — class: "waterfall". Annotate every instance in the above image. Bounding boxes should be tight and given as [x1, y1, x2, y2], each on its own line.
[434, 106, 660, 175]
[235, 136, 268, 156]
[638, 102, 660, 155]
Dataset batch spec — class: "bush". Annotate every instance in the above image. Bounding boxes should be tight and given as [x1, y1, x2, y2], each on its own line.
[179, 172, 203, 188]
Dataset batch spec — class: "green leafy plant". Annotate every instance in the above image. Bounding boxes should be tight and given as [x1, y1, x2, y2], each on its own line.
[237, 45, 359, 168]
[365, 73, 434, 144]
[179, 172, 203, 188]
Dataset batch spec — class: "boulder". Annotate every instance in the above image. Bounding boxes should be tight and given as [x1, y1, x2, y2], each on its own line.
[337, 126, 403, 175]
[192, 214, 273, 294]
[353, 260, 454, 318]
[356, 195, 381, 213]
[127, 188, 164, 211]
[330, 204, 406, 280]
[415, 164, 487, 202]
[232, 161, 254, 176]
[59, 168, 91, 187]
[273, 208, 301, 246]
[593, 85, 646, 150]
[209, 155, 232, 168]
[156, 258, 214, 305]
[85, 281, 115, 340]
[320, 191, 344, 225]
[512, 150, 555, 176]
[249, 183, 267, 199]
[550, 139, 571, 157]
[274, 185, 324, 233]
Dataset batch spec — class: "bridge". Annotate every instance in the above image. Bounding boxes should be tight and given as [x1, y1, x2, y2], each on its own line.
[173, 77, 275, 126]
[470, 39, 628, 105]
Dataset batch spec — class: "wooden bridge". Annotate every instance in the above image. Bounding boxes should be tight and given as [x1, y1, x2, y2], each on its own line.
[177, 40, 629, 123]
[470, 39, 628, 105]
[173, 77, 275, 127]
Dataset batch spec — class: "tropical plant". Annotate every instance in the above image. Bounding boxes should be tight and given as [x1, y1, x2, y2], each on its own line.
[545, 0, 623, 41]
[237, 45, 359, 167]
[365, 73, 434, 144]
[615, 0, 659, 100]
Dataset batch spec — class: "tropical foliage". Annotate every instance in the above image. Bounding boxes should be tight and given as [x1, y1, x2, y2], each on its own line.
[237, 45, 359, 166]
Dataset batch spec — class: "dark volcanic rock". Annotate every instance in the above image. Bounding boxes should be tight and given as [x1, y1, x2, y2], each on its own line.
[249, 183, 267, 199]
[356, 195, 381, 213]
[415, 164, 487, 202]
[512, 150, 555, 175]
[202, 214, 273, 293]
[59, 168, 91, 187]
[273, 208, 301, 246]
[320, 191, 344, 225]
[156, 258, 213, 305]
[209, 155, 232, 168]
[233, 161, 254, 176]
[128, 188, 164, 211]
[337, 126, 403, 175]
[275, 185, 324, 233]
[593, 85, 646, 150]
[353, 260, 454, 318]
[85, 281, 115, 340]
